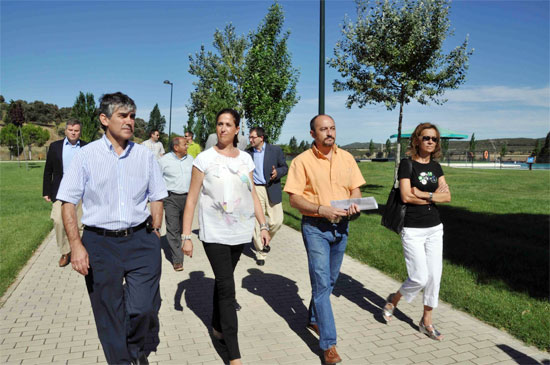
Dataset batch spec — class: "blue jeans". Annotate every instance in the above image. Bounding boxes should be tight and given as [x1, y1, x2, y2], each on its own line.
[301, 216, 348, 350]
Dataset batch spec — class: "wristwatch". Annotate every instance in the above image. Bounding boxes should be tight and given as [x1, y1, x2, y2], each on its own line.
[428, 192, 433, 202]
[259, 223, 270, 232]
[181, 234, 192, 241]
[152, 228, 160, 233]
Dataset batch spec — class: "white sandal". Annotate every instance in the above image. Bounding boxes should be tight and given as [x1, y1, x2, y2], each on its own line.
[382, 294, 395, 322]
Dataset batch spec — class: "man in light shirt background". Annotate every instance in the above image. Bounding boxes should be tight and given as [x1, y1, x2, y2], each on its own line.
[142, 129, 165, 159]
[158, 136, 194, 271]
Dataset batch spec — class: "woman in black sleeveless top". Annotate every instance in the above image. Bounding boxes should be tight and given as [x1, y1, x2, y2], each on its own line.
[382, 123, 451, 341]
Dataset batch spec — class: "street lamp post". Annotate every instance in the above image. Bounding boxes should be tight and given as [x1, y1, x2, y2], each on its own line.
[163, 80, 173, 138]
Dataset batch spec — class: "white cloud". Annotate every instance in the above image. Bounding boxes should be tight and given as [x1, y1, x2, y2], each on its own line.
[446, 86, 550, 107]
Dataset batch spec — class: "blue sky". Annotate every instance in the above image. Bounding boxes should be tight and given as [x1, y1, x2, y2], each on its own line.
[1, 0, 549, 145]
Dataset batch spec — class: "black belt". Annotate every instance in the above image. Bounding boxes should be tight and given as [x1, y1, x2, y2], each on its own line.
[302, 215, 347, 225]
[84, 221, 147, 237]
[168, 191, 188, 196]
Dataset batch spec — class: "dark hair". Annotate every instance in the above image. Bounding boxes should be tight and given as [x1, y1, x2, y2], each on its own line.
[408, 122, 442, 160]
[250, 126, 266, 143]
[185, 130, 194, 138]
[216, 108, 240, 147]
[66, 119, 81, 127]
[150, 129, 159, 136]
[98, 92, 136, 131]
[309, 114, 334, 131]
[169, 136, 185, 151]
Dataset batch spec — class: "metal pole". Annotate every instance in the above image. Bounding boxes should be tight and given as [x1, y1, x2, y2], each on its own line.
[319, 0, 325, 115]
[168, 83, 173, 138]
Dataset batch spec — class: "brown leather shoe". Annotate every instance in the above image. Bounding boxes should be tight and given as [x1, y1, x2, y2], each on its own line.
[306, 323, 320, 336]
[59, 253, 70, 267]
[173, 263, 183, 272]
[324, 346, 342, 364]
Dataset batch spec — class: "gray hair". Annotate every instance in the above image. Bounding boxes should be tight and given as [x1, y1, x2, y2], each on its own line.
[98, 92, 136, 118]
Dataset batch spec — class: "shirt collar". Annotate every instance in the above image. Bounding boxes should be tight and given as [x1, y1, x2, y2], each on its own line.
[311, 143, 338, 159]
[102, 134, 134, 157]
[170, 151, 188, 161]
[64, 137, 80, 147]
[253, 142, 265, 153]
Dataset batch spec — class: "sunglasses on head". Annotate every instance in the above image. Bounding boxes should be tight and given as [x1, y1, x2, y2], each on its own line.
[422, 136, 439, 142]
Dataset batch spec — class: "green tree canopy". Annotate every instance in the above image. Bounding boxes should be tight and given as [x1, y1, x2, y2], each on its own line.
[0, 123, 22, 155]
[329, 0, 473, 176]
[21, 124, 49, 159]
[6, 100, 25, 126]
[71, 92, 99, 143]
[147, 104, 166, 134]
[242, 3, 299, 143]
[187, 25, 246, 146]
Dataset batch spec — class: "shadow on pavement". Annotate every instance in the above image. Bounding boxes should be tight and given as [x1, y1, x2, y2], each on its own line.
[174, 271, 232, 362]
[241, 268, 323, 361]
[497, 344, 550, 364]
[334, 272, 415, 329]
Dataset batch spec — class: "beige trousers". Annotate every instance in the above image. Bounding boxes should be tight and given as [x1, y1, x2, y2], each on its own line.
[51, 200, 83, 255]
[253, 185, 283, 260]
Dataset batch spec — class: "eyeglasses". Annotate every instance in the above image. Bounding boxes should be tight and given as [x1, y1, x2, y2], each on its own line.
[422, 136, 439, 143]
[249, 135, 259, 140]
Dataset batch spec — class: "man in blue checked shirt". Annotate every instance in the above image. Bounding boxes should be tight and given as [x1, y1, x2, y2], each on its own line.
[57, 92, 168, 365]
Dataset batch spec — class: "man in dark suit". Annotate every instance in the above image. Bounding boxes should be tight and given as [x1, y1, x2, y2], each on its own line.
[42, 119, 87, 267]
[246, 127, 288, 265]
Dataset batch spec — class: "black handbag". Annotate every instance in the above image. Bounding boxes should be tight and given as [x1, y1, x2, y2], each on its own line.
[381, 159, 412, 234]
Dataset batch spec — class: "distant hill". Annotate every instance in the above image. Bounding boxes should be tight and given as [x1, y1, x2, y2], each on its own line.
[342, 137, 546, 154]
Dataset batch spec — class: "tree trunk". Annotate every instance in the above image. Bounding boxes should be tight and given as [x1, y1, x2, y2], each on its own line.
[393, 99, 405, 182]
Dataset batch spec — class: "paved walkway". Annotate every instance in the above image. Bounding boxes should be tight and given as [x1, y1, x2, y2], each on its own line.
[1, 222, 548, 364]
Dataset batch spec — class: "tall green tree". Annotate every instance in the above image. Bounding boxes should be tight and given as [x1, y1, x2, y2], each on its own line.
[385, 138, 392, 157]
[147, 104, 166, 134]
[533, 139, 542, 156]
[71, 92, 99, 143]
[187, 25, 246, 145]
[368, 139, 375, 155]
[499, 142, 507, 161]
[441, 138, 449, 159]
[21, 124, 49, 159]
[329, 0, 473, 177]
[537, 132, 550, 163]
[6, 100, 25, 126]
[242, 2, 300, 143]
[133, 117, 148, 141]
[288, 136, 298, 154]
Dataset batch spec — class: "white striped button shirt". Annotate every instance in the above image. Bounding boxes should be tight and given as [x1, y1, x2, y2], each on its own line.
[57, 135, 168, 230]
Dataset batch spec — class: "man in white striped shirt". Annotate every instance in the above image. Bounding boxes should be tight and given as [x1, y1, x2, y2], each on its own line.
[57, 92, 168, 365]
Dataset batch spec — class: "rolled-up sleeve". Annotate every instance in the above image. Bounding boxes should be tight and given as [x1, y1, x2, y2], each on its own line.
[56, 150, 86, 204]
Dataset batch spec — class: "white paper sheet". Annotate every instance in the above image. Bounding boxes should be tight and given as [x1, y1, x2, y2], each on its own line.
[330, 197, 378, 211]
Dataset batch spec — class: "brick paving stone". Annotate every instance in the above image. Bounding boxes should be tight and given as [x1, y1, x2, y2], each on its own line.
[428, 357, 457, 365]
[1, 224, 549, 364]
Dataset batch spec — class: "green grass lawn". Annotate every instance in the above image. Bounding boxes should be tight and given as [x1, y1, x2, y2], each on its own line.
[282, 162, 550, 351]
[0, 162, 52, 299]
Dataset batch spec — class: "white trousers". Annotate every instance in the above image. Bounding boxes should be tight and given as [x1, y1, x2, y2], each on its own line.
[399, 224, 443, 308]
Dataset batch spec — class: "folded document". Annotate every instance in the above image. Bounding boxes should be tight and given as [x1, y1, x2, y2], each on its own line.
[330, 197, 378, 211]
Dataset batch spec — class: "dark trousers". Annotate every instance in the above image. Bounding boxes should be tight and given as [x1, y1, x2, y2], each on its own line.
[164, 192, 187, 265]
[203, 242, 244, 360]
[83, 229, 162, 364]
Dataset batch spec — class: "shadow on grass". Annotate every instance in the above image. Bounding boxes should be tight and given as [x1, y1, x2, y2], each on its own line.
[496, 344, 550, 364]
[376, 202, 549, 300]
[241, 268, 322, 360]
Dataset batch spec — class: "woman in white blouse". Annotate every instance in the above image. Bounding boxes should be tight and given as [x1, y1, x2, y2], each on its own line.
[181, 108, 270, 365]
